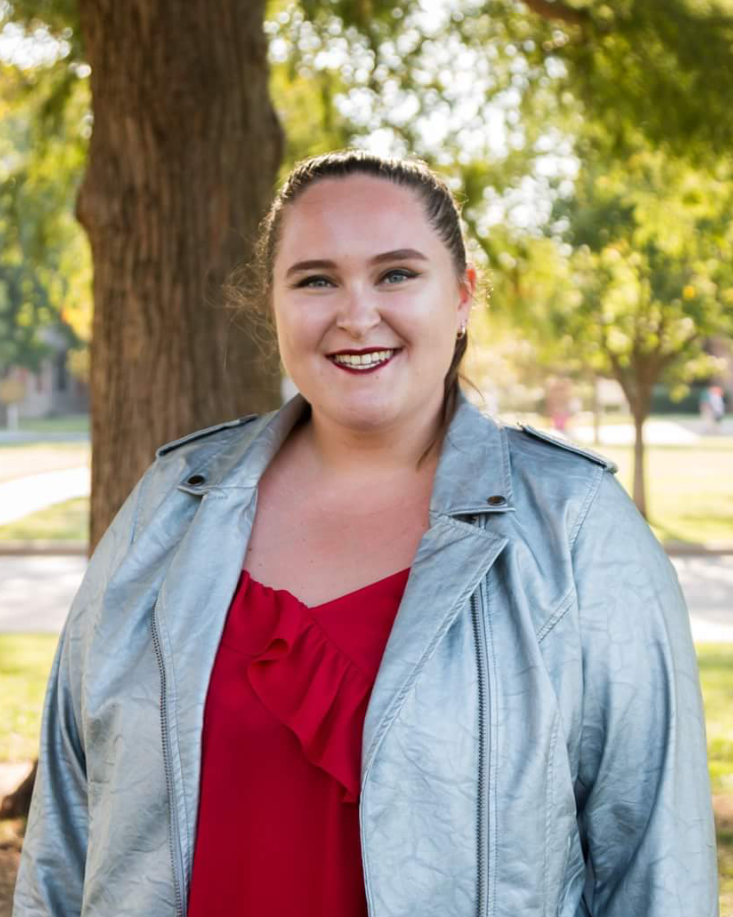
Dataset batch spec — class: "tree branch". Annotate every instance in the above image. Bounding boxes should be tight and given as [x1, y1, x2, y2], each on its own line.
[520, 0, 589, 27]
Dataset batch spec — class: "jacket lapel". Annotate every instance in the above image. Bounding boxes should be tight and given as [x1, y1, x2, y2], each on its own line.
[361, 392, 514, 777]
[361, 519, 507, 777]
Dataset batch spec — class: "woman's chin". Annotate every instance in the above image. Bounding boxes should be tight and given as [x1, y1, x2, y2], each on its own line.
[317, 392, 407, 433]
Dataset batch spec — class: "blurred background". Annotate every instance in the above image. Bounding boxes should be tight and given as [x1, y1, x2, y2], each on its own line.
[0, 0, 731, 912]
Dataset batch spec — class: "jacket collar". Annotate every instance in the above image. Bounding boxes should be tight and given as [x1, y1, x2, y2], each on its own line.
[429, 388, 514, 518]
[179, 389, 514, 518]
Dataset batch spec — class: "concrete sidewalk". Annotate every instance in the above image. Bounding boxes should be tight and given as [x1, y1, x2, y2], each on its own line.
[571, 416, 733, 446]
[1, 553, 731, 642]
[0, 431, 89, 444]
[0, 467, 90, 526]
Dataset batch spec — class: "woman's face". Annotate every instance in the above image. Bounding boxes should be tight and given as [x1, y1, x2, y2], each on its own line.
[271, 174, 474, 435]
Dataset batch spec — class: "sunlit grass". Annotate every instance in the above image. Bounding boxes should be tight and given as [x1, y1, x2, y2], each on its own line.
[16, 415, 89, 434]
[0, 634, 58, 763]
[602, 446, 733, 544]
[0, 498, 89, 542]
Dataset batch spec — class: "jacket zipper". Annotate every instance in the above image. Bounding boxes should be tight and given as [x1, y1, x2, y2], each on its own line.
[151, 610, 186, 917]
[471, 516, 490, 917]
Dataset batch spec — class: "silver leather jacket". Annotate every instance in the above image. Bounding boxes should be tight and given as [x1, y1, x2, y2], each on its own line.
[14, 390, 719, 917]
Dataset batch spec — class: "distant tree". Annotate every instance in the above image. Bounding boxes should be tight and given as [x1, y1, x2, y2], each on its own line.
[0, 64, 86, 388]
[543, 150, 733, 516]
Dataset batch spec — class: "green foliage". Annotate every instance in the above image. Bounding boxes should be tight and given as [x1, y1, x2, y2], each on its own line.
[267, 0, 568, 175]
[3, 0, 733, 406]
[0, 56, 91, 376]
[543, 150, 733, 408]
[483, 0, 733, 159]
[1, 0, 81, 52]
[567, 0, 733, 158]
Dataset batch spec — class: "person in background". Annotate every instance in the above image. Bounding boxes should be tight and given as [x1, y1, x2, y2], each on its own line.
[700, 383, 726, 432]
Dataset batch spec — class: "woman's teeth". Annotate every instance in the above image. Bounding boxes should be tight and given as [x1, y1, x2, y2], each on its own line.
[331, 349, 396, 368]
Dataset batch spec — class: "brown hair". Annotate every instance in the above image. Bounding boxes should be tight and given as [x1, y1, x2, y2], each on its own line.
[227, 149, 474, 464]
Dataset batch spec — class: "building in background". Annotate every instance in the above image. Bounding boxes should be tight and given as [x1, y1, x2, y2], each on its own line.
[2, 325, 88, 422]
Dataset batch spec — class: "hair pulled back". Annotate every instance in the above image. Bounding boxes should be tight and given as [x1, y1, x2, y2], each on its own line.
[228, 149, 473, 458]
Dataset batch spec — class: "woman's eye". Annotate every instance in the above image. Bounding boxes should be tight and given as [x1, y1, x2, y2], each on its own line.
[296, 275, 334, 289]
[381, 268, 417, 285]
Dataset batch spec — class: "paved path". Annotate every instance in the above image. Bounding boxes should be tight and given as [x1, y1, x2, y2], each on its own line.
[0, 467, 90, 526]
[1, 554, 731, 641]
[571, 417, 733, 446]
[0, 555, 87, 631]
[0, 431, 89, 444]
[673, 555, 733, 642]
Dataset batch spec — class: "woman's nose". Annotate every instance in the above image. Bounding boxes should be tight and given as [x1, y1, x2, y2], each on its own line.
[335, 285, 381, 337]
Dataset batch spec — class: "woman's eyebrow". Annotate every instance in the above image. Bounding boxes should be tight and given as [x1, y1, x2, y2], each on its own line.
[371, 248, 428, 264]
[285, 249, 428, 278]
[285, 259, 336, 278]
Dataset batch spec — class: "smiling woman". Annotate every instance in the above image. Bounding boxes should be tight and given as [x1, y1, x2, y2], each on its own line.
[272, 174, 474, 453]
[228, 152, 475, 468]
[13, 151, 720, 917]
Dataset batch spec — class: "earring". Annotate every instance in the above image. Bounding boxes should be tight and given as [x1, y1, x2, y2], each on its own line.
[456, 323, 467, 340]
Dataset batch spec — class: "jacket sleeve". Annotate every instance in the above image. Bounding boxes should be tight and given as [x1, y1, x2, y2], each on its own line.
[572, 472, 719, 917]
[12, 466, 154, 917]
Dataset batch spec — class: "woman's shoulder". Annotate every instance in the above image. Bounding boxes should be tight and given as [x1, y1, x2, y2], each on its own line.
[154, 412, 261, 459]
[501, 422, 619, 535]
[505, 422, 617, 474]
[120, 412, 266, 532]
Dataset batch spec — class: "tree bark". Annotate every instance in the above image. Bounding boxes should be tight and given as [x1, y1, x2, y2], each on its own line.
[76, 0, 284, 550]
[625, 378, 654, 519]
[0, 762, 36, 820]
[590, 375, 601, 446]
[631, 405, 648, 518]
[613, 367, 653, 519]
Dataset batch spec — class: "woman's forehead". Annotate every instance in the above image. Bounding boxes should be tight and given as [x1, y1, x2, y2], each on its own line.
[277, 175, 440, 258]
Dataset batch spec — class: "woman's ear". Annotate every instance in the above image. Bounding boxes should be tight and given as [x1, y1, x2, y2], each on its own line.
[458, 263, 477, 323]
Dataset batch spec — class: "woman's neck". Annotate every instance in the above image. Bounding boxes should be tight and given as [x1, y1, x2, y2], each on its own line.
[294, 404, 443, 482]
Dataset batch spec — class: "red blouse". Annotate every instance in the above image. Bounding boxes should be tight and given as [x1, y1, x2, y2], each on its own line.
[187, 565, 411, 917]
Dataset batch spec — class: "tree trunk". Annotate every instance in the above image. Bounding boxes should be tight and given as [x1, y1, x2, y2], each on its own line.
[76, 0, 284, 550]
[631, 406, 648, 518]
[627, 379, 654, 519]
[591, 376, 601, 447]
[0, 762, 37, 821]
[615, 372, 653, 519]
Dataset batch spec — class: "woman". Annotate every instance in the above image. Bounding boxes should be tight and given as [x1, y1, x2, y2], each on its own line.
[14, 151, 718, 917]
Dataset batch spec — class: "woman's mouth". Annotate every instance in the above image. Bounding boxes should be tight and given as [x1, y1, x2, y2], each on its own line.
[327, 348, 401, 374]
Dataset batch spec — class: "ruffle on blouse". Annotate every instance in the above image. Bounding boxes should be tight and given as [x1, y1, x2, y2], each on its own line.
[241, 571, 374, 805]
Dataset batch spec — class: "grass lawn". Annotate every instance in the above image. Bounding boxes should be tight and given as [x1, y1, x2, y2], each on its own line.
[0, 634, 731, 910]
[699, 644, 733, 797]
[701, 641, 733, 915]
[0, 634, 59, 763]
[0, 498, 89, 542]
[602, 444, 733, 544]
[16, 414, 89, 435]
